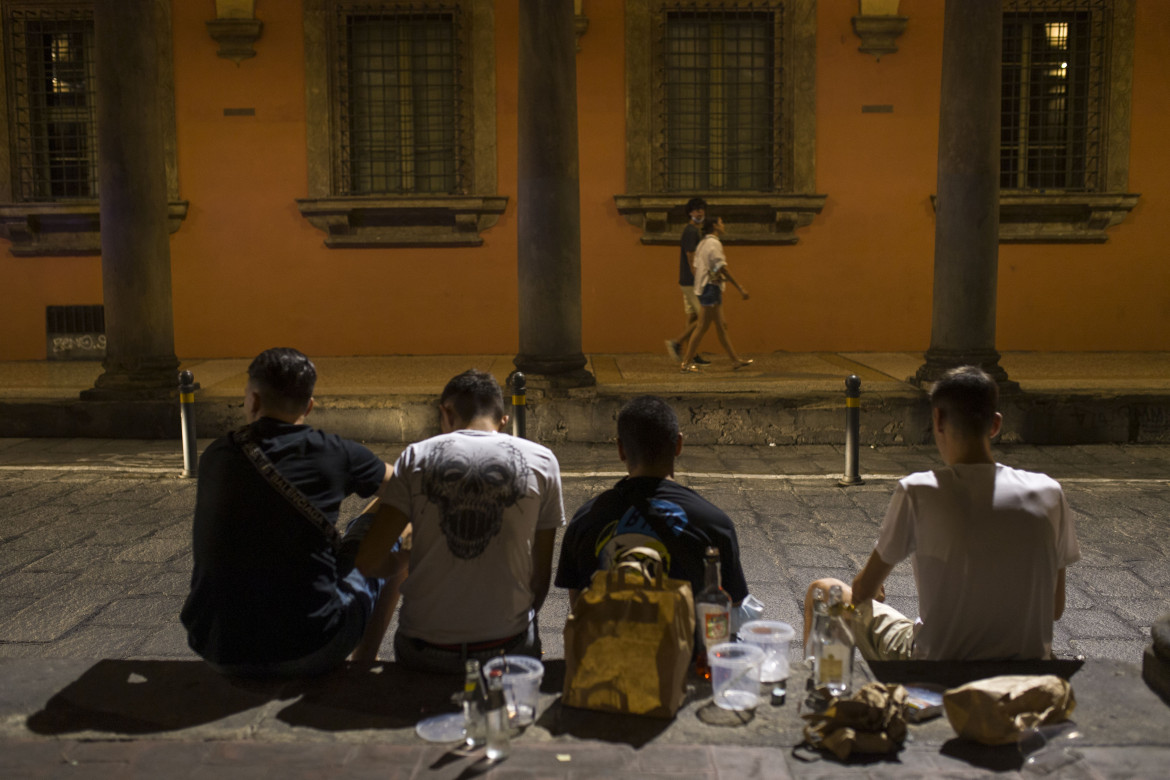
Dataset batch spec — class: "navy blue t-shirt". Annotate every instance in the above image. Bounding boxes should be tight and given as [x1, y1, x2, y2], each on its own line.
[180, 418, 385, 666]
[679, 223, 701, 286]
[555, 476, 748, 603]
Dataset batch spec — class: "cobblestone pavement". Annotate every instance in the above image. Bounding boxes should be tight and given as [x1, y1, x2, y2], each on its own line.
[1, 439, 1169, 777]
[1, 438, 1167, 665]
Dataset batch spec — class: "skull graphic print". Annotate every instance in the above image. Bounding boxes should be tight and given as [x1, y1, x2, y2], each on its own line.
[421, 439, 531, 559]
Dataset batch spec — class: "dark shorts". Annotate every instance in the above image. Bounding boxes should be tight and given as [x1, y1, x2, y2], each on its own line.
[207, 514, 385, 679]
[699, 283, 722, 307]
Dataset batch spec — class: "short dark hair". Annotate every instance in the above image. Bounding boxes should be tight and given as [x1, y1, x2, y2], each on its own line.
[441, 369, 506, 424]
[685, 197, 707, 213]
[618, 396, 679, 470]
[929, 366, 999, 436]
[247, 348, 316, 415]
[701, 216, 721, 235]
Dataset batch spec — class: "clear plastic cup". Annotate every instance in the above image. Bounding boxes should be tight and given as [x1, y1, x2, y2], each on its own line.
[483, 655, 544, 726]
[738, 620, 795, 684]
[708, 642, 764, 710]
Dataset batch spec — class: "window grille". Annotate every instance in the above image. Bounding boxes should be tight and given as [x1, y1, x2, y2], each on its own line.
[4, 4, 97, 201]
[332, 2, 465, 196]
[655, 4, 783, 193]
[1001, 0, 1109, 192]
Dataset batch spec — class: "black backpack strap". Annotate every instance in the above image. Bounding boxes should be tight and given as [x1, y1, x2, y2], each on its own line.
[231, 424, 341, 553]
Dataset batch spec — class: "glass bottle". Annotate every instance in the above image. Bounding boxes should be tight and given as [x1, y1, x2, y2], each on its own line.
[806, 586, 829, 663]
[462, 659, 486, 749]
[485, 671, 510, 761]
[814, 584, 854, 697]
[694, 546, 732, 679]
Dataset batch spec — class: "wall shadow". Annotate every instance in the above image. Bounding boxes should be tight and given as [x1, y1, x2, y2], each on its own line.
[25, 659, 297, 735]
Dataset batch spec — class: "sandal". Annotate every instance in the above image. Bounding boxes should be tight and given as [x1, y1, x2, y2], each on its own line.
[733, 359, 754, 370]
[680, 363, 701, 373]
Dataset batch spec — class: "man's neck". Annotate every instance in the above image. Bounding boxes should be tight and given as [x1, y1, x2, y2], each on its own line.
[626, 464, 674, 479]
[458, 415, 501, 433]
[943, 440, 996, 466]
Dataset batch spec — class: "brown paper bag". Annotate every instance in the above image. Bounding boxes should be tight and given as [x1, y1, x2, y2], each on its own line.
[562, 547, 695, 718]
[943, 674, 1076, 746]
[803, 682, 910, 760]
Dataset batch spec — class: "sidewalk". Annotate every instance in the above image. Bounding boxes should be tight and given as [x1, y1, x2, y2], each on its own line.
[3, 351, 1170, 444]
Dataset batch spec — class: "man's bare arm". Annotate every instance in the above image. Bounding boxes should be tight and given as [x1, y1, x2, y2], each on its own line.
[530, 529, 557, 614]
[355, 500, 411, 579]
[851, 550, 894, 605]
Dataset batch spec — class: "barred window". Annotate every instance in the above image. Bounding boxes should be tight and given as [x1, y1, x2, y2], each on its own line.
[658, 6, 781, 193]
[1001, 0, 1109, 192]
[3, 3, 97, 201]
[333, 3, 465, 196]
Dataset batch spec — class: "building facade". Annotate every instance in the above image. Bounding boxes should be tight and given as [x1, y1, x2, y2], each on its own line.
[0, 0, 1166, 361]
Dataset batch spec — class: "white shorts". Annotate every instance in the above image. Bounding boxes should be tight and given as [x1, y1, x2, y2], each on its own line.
[851, 599, 918, 662]
[681, 285, 701, 318]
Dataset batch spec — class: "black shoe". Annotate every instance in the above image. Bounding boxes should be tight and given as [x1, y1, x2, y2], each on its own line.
[693, 355, 711, 365]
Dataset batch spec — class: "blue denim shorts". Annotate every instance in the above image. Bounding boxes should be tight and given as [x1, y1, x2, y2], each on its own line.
[699, 283, 722, 307]
[208, 515, 385, 679]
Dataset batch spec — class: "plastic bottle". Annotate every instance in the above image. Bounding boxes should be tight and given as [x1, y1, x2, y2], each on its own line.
[815, 584, 854, 697]
[693, 546, 732, 679]
[462, 659, 486, 748]
[485, 670, 510, 761]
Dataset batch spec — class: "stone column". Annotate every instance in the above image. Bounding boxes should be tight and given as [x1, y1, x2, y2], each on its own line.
[514, 0, 593, 387]
[914, 0, 1014, 388]
[82, 0, 179, 400]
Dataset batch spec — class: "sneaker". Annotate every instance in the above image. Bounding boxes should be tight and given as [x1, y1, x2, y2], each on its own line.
[733, 359, 754, 370]
[665, 339, 681, 362]
[693, 354, 711, 365]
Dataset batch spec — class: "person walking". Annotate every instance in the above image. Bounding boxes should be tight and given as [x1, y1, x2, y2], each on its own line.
[679, 217, 752, 372]
[665, 197, 710, 366]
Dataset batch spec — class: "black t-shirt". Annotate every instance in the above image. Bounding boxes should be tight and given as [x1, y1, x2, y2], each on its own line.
[679, 223, 701, 286]
[555, 476, 749, 603]
[180, 418, 385, 666]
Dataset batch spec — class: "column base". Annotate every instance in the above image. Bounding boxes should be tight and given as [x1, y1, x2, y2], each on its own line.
[81, 356, 181, 401]
[513, 353, 596, 389]
[910, 350, 1020, 393]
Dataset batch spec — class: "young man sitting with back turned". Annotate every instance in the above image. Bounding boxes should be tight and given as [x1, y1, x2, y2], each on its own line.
[555, 395, 756, 623]
[804, 366, 1081, 661]
[355, 369, 565, 673]
[181, 348, 407, 677]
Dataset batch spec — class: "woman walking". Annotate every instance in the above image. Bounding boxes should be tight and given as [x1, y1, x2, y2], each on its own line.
[680, 216, 752, 373]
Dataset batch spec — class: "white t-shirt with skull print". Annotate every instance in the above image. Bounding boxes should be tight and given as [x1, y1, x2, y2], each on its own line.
[385, 429, 565, 644]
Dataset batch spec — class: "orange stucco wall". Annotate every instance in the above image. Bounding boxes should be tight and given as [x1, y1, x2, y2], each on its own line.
[1, 0, 1167, 360]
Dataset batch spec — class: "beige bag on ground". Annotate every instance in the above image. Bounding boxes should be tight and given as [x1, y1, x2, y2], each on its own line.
[562, 547, 695, 718]
[943, 674, 1076, 746]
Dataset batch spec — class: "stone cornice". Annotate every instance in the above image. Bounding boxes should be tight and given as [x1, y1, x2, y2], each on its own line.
[0, 201, 189, 256]
[296, 195, 508, 248]
[614, 193, 827, 246]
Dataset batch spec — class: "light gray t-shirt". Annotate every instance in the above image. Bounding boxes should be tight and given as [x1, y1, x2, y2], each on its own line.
[385, 429, 565, 644]
[875, 463, 1080, 661]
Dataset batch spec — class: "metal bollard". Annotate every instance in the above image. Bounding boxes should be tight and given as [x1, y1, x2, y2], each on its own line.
[510, 371, 527, 439]
[839, 374, 864, 486]
[179, 370, 198, 478]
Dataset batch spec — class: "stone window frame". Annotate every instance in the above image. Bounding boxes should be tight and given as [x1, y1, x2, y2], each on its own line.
[993, 0, 1138, 243]
[615, 0, 825, 246]
[0, 0, 186, 257]
[297, 0, 505, 248]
